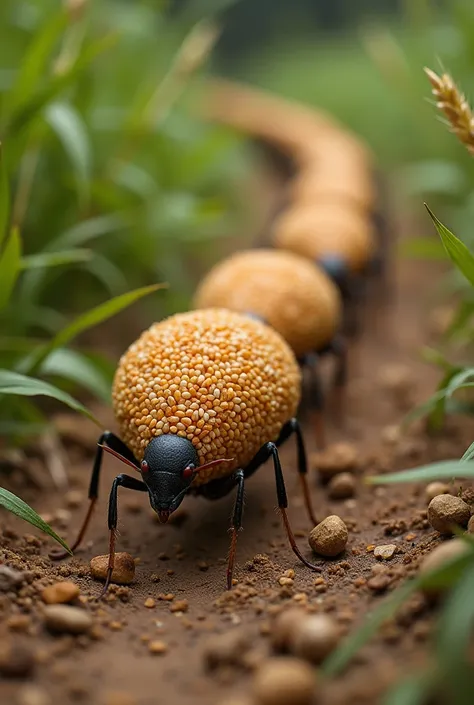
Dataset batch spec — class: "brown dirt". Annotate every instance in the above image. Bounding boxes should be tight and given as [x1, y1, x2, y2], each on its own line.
[1, 188, 473, 705]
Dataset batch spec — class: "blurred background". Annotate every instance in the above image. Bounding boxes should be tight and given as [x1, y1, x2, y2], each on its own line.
[2, 0, 474, 438]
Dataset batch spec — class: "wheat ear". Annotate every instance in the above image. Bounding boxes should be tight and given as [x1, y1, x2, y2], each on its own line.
[424, 67, 474, 156]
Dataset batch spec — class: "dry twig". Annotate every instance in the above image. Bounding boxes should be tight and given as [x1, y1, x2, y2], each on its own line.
[425, 67, 474, 157]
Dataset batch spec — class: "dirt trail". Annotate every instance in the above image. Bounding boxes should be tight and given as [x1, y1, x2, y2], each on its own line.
[1, 195, 472, 705]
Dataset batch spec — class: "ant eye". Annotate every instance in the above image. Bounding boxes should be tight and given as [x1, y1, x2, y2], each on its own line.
[182, 464, 195, 479]
[141, 460, 149, 473]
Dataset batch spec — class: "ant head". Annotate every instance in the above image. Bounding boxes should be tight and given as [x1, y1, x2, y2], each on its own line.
[317, 254, 348, 290]
[140, 435, 235, 523]
[140, 435, 199, 522]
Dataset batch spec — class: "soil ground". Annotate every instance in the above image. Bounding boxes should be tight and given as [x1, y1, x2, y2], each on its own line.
[1, 182, 473, 705]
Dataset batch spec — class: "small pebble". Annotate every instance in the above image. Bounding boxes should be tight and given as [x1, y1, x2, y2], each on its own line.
[308, 515, 348, 557]
[148, 641, 168, 655]
[43, 605, 93, 635]
[170, 599, 188, 613]
[144, 598, 156, 609]
[291, 614, 340, 664]
[270, 608, 306, 652]
[0, 565, 24, 592]
[253, 657, 316, 705]
[467, 516, 474, 534]
[311, 442, 358, 480]
[41, 581, 80, 604]
[373, 544, 397, 561]
[90, 553, 135, 584]
[0, 642, 35, 678]
[427, 495, 470, 535]
[16, 685, 50, 705]
[203, 628, 252, 670]
[425, 482, 450, 502]
[327, 472, 355, 499]
[65, 490, 83, 508]
[102, 692, 137, 705]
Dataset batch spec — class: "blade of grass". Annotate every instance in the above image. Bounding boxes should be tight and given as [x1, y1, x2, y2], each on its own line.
[6, 9, 67, 114]
[19, 282, 167, 374]
[323, 546, 474, 677]
[461, 441, 474, 461]
[0, 226, 21, 309]
[40, 348, 112, 403]
[0, 143, 9, 250]
[20, 248, 92, 269]
[382, 671, 435, 705]
[425, 204, 474, 288]
[44, 101, 91, 206]
[0, 487, 71, 554]
[0, 369, 102, 426]
[367, 460, 474, 485]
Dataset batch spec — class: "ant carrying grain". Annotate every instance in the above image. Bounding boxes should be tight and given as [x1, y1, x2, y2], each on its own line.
[51, 309, 321, 595]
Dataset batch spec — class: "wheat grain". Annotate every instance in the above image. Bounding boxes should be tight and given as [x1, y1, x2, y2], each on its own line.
[424, 67, 474, 156]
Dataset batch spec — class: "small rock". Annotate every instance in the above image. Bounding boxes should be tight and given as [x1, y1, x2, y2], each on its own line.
[102, 693, 137, 705]
[203, 628, 253, 670]
[148, 641, 168, 655]
[65, 490, 83, 508]
[327, 472, 355, 499]
[378, 363, 413, 405]
[467, 515, 474, 534]
[253, 657, 316, 705]
[41, 581, 80, 604]
[425, 482, 450, 502]
[0, 642, 35, 678]
[374, 544, 397, 561]
[16, 685, 50, 705]
[43, 605, 93, 635]
[367, 573, 392, 593]
[54, 508, 72, 527]
[308, 515, 348, 557]
[0, 565, 24, 592]
[90, 553, 135, 584]
[290, 614, 340, 664]
[170, 599, 189, 613]
[144, 598, 156, 609]
[419, 539, 471, 598]
[311, 442, 358, 480]
[428, 495, 470, 535]
[381, 425, 401, 445]
[270, 608, 306, 652]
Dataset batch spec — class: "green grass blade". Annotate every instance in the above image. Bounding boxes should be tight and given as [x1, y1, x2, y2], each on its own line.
[6, 10, 67, 114]
[367, 460, 474, 485]
[323, 547, 474, 677]
[20, 282, 166, 374]
[435, 561, 474, 705]
[51, 214, 127, 250]
[7, 33, 118, 136]
[382, 672, 434, 705]
[41, 348, 112, 403]
[0, 226, 21, 309]
[20, 249, 92, 270]
[0, 143, 9, 250]
[322, 578, 419, 677]
[0, 487, 71, 554]
[44, 101, 92, 206]
[0, 369, 102, 426]
[461, 441, 474, 462]
[425, 204, 474, 288]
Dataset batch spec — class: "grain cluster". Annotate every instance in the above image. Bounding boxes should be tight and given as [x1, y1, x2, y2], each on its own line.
[194, 249, 342, 357]
[112, 308, 301, 484]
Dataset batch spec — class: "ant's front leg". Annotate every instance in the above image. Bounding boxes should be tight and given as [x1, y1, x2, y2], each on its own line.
[49, 432, 139, 560]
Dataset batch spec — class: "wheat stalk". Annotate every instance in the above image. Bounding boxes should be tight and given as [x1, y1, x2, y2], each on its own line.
[424, 66, 474, 156]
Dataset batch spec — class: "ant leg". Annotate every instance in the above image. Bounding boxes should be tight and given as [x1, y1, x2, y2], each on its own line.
[101, 473, 148, 597]
[226, 468, 245, 590]
[328, 336, 348, 425]
[49, 432, 138, 560]
[274, 418, 317, 526]
[304, 352, 326, 449]
[244, 443, 322, 573]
